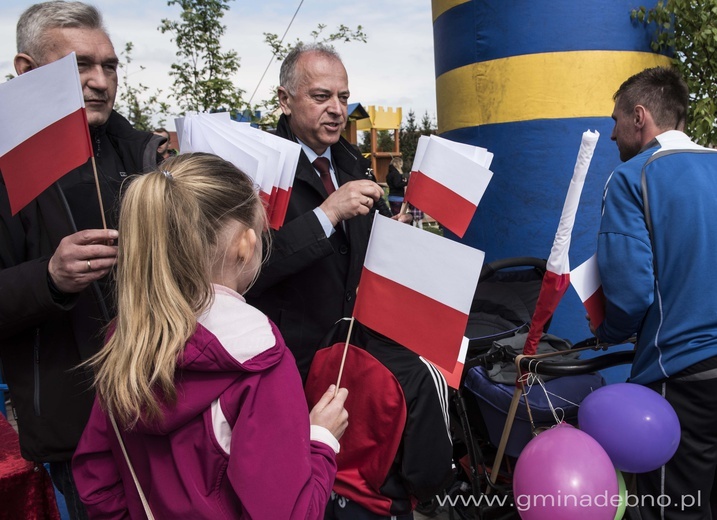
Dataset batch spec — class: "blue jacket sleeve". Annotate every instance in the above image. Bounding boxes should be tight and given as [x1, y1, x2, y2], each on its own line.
[596, 167, 655, 343]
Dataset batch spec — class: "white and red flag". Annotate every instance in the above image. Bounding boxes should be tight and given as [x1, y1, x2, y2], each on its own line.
[0, 53, 92, 215]
[571, 253, 605, 329]
[523, 130, 600, 357]
[404, 136, 493, 238]
[353, 215, 484, 371]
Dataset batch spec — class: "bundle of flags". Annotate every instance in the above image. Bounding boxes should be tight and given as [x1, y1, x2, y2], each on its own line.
[177, 113, 301, 230]
[0, 53, 92, 215]
[404, 134, 494, 238]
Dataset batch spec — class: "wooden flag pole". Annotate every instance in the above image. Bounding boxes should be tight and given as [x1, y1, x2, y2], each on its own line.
[334, 316, 356, 395]
[399, 200, 409, 216]
[91, 156, 108, 230]
[488, 354, 528, 491]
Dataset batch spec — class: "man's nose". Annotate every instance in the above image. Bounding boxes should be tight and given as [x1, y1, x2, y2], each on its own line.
[84, 65, 109, 91]
[327, 96, 343, 115]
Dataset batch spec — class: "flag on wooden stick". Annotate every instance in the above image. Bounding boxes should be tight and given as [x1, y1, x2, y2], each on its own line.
[353, 215, 484, 371]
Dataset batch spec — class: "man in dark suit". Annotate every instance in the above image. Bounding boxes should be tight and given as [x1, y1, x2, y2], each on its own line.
[247, 43, 410, 379]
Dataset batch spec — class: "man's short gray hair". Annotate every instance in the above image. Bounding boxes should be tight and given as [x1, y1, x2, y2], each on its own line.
[279, 42, 342, 96]
[17, 1, 106, 63]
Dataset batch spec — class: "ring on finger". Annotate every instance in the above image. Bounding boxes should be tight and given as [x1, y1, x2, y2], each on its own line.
[87, 259, 92, 271]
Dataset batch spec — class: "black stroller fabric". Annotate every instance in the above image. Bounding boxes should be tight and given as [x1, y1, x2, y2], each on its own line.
[465, 259, 546, 359]
[485, 330, 576, 384]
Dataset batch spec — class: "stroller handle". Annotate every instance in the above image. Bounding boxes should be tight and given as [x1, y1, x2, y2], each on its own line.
[518, 349, 635, 376]
[479, 257, 546, 283]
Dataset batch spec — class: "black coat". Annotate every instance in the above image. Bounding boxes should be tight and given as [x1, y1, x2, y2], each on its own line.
[247, 114, 391, 379]
[0, 111, 162, 462]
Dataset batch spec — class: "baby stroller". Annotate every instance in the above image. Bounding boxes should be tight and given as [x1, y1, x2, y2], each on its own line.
[440, 257, 634, 520]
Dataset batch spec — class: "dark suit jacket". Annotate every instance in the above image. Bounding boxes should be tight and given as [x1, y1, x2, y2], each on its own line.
[0, 111, 162, 462]
[247, 114, 391, 379]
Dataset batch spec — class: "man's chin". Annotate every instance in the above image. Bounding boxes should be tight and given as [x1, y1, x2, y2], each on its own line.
[86, 110, 111, 128]
[321, 131, 342, 146]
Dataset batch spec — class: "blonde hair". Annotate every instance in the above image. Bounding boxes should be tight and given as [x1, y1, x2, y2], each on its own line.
[89, 153, 266, 427]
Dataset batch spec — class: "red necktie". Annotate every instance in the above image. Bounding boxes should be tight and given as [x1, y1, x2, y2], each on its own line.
[313, 157, 335, 195]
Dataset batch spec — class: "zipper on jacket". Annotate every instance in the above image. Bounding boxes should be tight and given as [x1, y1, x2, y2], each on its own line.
[33, 328, 41, 416]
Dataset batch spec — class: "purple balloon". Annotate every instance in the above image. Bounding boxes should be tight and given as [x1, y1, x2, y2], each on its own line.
[578, 383, 680, 473]
[513, 423, 618, 520]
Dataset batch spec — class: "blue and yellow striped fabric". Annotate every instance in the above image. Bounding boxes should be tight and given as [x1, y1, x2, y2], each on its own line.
[430, 0, 670, 348]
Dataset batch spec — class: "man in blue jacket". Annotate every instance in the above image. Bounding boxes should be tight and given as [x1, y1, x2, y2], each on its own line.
[595, 66, 717, 519]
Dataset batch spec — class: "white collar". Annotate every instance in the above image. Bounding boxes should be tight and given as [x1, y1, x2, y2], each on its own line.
[297, 138, 332, 166]
[654, 130, 706, 153]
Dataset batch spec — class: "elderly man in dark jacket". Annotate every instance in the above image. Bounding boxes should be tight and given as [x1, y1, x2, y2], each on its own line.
[0, 2, 163, 518]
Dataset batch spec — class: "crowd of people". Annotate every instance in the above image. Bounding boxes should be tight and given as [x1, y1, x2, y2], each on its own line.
[1, 2, 717, 520]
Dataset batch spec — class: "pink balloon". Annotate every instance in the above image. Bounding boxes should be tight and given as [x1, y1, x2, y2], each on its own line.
[513, 423, 618, 520]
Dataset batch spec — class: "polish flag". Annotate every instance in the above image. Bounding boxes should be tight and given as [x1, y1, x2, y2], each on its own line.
[571, 253, 605, 329]
[523, 130, 600, 357]
[404, 136, 492, 238]
[0, 53, 92, 215]
[353, 215, 484, 371]
[433, 336, 469, 389]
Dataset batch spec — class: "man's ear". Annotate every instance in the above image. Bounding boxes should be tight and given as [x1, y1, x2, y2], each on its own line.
[278, 87, 291, 116]
[14, 53, 38, 75]
[634, 105, 647, 129]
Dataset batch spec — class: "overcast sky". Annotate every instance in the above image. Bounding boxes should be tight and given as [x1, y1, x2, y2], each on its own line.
[0, 0, 438, 130]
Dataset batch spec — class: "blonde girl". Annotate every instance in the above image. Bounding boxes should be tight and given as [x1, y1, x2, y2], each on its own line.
[72, 153, 348, 519]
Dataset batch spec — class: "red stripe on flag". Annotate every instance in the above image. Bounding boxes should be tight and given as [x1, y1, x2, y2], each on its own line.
[270, 187, 291, 230]
[404, 170, 476, 238]
[354, 267, 466, 371]
[523, 270, 571, 357]
[0, 108, 91, 215]
[436, 360, 464, 390]
[584, 286, 605, 329]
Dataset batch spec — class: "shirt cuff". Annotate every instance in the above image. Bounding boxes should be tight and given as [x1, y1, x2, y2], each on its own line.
[310, 425, 340, 454]
[313, 207, 335, 237]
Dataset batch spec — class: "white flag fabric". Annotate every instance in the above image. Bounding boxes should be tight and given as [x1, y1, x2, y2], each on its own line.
[571, 253, 605, 328]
